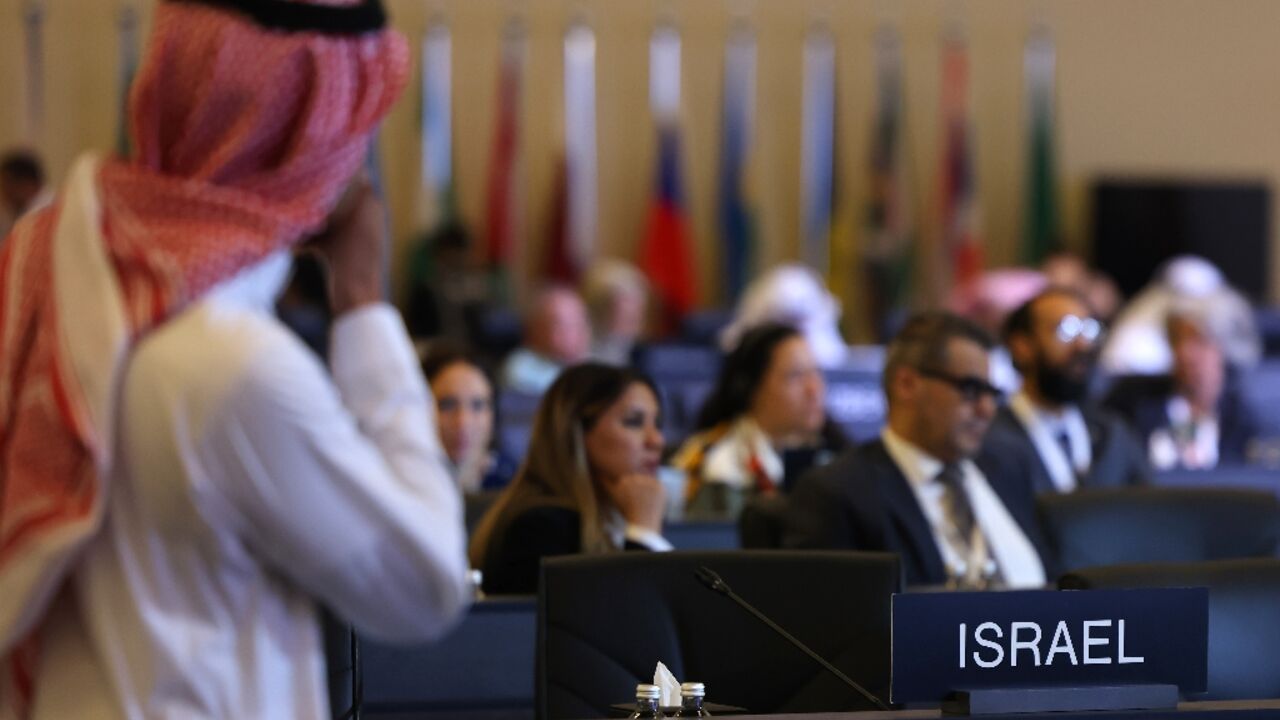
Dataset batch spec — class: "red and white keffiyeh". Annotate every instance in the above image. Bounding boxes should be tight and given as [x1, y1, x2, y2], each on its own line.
[0, 1, 407, 713]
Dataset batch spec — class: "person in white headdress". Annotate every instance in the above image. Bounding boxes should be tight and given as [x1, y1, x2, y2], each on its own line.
[719, 263, 850, 369]
[1101, 256, 1260, 375]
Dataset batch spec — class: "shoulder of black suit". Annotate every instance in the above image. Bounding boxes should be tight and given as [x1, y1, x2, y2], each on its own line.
[167, 0, 386, 35]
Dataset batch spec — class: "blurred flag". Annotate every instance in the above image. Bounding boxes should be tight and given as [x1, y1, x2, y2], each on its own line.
[483, 18, 525, 304]
[638, 23, 698, 335]
[404, 18, 466, 321]
[828, 94, 857, 338]
[22, 0, 44, 145]
[1022, 24, 1059, 266]
[547, 20, 598, 284]
[417, 20, 456, 238]
[937, 30, 984, 295]
[718, 21, 757, 305]
[544, 157, 572, 282]
[862, 26, 916, 341]
[115, 2, 139, 156]
[799, 23, 836, 276]
[363, 135, 393, 296]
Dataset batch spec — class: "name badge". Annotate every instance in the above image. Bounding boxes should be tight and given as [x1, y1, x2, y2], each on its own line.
[891, 588, 1208, 704]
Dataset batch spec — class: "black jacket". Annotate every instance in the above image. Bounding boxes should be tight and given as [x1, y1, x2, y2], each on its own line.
[781, 436, 1055, 587]
[987, 403, 1150, 494]
[1103, 374, 1259, 468]
[479, 500, 649, 595]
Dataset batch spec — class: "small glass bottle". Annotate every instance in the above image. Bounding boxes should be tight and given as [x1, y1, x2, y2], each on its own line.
[627, 683, 665, 719]
[673, 681, 711, 717]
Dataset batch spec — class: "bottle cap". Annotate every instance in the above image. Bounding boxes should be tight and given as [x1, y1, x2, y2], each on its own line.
[680, 682, 705, 697]
[635, 684, 661, 700]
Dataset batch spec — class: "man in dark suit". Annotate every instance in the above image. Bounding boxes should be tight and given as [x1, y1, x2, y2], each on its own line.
[783, 313, 1053, 589]
[989, 288, 1149, 494]
[1104, 303, 1261, 469]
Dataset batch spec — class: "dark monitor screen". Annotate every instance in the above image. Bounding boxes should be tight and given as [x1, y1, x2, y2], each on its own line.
[1091, 178, 1271, 302]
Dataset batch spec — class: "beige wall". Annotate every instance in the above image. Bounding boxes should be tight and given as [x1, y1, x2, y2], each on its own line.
[3, 0, 1279, 338]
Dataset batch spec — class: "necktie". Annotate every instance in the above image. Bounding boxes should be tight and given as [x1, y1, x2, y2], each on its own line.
[937, 464, 1002, 588]
[1056, 430, 1076, 471]
[936, 464, 975, 547]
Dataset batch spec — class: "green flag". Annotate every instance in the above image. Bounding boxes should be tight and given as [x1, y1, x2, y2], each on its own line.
[1022, 25, 1059, 265]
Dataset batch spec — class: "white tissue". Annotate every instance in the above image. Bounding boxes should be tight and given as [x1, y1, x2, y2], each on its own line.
[653, 661, 681, 707]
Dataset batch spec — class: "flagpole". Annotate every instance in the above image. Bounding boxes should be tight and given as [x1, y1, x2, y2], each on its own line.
[720, 18, 756, 305]
[116, 1, 140, 157]
[1022, 23, 1058, 265]
[485, 16, 525, 306]
[639, 20, 698, 334]
[419, 16, 453, 234]
[937, 23, 983, 304]
[863, 24, 916, 341]
[22, 0, 45, 147]
[563, 19, 598, 282]
[799, 21, 836, 277]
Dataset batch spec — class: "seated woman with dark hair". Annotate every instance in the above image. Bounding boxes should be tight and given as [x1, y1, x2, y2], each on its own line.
[673, 322, 847, 520]
[421, 345, 516, 493]
[469, 363, 671, 594]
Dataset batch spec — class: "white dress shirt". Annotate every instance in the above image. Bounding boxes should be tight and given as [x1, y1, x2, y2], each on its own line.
[1009, 391, 1092, 492]
[500, 347, 565, 394]
[29, 253, 472, 720]
[1148, 396, 1220, 470]
[602, 509, 675, 552]
[881, 429, 1046, 589]
[699, 417, 785, 490]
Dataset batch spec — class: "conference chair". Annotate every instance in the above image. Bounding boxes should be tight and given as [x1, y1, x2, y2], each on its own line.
[679, 309, 733, 346]
[1154, 466, 1280, 497]
[737, 495, 788, 549]
[467, 305, 523, 367]
[1036, 487, 1280, 573]
[323, 610, 356, 720]
[822, 367, 887, 443]
[329, 599, 538, 720]
[633, 343, 722, 441]
[1243, 358, 1280, 434]
[496, 389, 542, 459]
[537, 550, 899, 720]
[1060, 558, 1280, 700]
[465, 490, 503, 535]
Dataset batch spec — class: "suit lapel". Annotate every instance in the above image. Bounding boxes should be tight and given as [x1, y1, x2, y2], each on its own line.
[996, 407, 1056, 495]
[1083, 406, 1119, 486]
[866, 441, 948, 585]
[1084, 407, 1106, 463]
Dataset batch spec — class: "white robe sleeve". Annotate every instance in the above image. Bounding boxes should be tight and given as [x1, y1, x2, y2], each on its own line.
[204, 304, 471, 643]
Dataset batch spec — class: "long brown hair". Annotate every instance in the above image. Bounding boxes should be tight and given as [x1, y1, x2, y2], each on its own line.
[468, 363, 661, 566]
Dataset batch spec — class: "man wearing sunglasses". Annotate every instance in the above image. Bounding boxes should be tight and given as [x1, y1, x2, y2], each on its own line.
[784, 312, 1051, 589]
[993, 288, 1150, 494]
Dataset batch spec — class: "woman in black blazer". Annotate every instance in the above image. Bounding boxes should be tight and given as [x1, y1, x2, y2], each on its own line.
[469, 363, 670, 594]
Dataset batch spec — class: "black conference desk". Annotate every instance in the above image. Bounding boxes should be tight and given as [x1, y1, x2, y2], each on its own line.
[679, 702, 1280, 719]
[357, 598, 1280, 720]
[691, 701, 1280, 719]
[601, 702, 1280, 717]
[364, 699, 1280, 719]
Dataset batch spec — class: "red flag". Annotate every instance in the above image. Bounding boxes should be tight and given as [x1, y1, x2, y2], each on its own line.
[543, 157, 575, 284]
[483, 25, 522, 302]
[639, 125, 698, 333]
[938, 33, 984, 293]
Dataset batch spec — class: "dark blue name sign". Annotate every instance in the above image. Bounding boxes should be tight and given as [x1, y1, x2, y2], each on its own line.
[891, 588, 1208, 704]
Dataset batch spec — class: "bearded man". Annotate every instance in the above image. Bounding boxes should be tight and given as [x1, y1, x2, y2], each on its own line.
[991, 288, 1150, 494]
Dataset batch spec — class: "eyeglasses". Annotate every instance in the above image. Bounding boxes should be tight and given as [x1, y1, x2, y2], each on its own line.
[1055, 314, 1104, 345]
[916, 368, 1004, 404]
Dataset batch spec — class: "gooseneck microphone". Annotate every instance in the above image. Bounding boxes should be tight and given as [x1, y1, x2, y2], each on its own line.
[694, 566, 890, 711]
